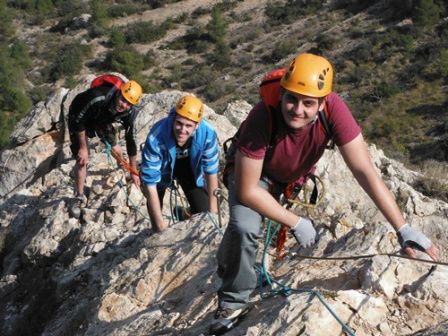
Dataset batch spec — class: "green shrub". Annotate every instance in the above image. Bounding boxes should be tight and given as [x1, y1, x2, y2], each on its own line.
[348, 41, 374, 63]
[0, 112, 17, 148]
[191, 6, 209, 18]
[144, 80, 163, 94]
[370, 81, 400, 101]
[210, 40, 231, 69]
[90, 0, 109, 29]
[235, 52, 254, 70]
[212, 1, 239, 13]
[106, 47, 146, 78]
[124, 20, 173, 44]
[437, 48, 448, 79]
[265, 0, 323, 26]
[267, 40, 297, 63]
[144, 50, 157, 69]
[207, 7, 228, 43]
[230, 26, 262, 48]
[182, 58, 197, 66]
[147, 0, 182, 9]
[166, 63, 184, 85]
[315, 34, 337, 51]
[107, 4, 142, 18]
[437, 20, 448, 40]
[202, 81, 235, 101]
[0, 0, 14, 40]
[181, 66, 215, 89]
[51, 42, 91, 80]
[29, 85, 51, 104]
[55, 0, 87, 17]
[0, 48, 32, 115]
[10, 39, 31, 69]
[166, 26, 212, 53]
[413, 0, 444, 30]
[110, 29, 126, 48]
[34, 0, 53, 16]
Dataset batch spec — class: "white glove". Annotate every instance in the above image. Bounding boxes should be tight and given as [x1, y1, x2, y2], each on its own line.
[397, 223, 432, 252]
[290, 217, 317, 248]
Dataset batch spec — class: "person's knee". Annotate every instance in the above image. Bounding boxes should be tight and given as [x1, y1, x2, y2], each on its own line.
[229, 213, 261, 238]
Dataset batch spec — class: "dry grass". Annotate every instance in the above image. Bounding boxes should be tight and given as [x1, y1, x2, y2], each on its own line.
[413, 160, 448, 202]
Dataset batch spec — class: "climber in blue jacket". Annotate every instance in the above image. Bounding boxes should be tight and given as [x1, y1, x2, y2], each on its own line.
[140, 95, 220, 232]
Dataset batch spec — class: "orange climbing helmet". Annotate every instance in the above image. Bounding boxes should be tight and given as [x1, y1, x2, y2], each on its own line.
[121, 80, 142, 105]
[280, 53, 333, 98]
[175, 95, 204, 123]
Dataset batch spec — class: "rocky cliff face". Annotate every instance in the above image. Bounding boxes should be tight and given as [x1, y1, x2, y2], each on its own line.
[0, 77, 447, 336]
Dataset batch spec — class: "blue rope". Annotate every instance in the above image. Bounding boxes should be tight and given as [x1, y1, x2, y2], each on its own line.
[207, 211, 224, 236]
[258, 219, 356, 336]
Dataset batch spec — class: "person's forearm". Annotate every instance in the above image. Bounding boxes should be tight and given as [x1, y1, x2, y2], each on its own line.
[77, 131, 88, 149]
[237, 184, 298, 228]
[143, 185, 166, 232]
[205, 173, 218, 213]
[235, 151, 299, 228]
[339, 134, 406, 232]
[129, 155, 138, 169]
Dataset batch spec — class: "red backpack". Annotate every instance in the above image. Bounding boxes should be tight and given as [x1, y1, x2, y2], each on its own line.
[90, 74, 124, 90]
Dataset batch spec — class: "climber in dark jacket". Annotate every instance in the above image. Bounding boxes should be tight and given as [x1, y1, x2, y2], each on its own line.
[68, 79, 143, 205]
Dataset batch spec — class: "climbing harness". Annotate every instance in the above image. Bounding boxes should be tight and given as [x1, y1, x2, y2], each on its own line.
[168, 180, 191, 224]
[275, 174, 326, 259]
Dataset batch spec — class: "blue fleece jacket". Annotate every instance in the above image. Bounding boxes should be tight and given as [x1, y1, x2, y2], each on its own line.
[140, 111, 219, 188]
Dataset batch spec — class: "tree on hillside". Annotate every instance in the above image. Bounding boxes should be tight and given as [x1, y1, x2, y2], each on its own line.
[106, 47, 145, 79]
[90, 0, 109, 29]
[206, 7, 231, 69]
[0, 0, 14, 41]
[0, 47, 32, 148]
[413, 0, 444, 30]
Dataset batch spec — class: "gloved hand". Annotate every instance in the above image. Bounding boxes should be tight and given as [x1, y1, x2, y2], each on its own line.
[290, 217, 317, 248]
[397, 223, 431, 252]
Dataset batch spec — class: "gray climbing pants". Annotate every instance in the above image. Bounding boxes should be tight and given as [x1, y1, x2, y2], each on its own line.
[216, 173, 271, 310]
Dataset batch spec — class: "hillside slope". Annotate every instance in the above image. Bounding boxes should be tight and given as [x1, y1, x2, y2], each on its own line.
[2, 0, 447, 167]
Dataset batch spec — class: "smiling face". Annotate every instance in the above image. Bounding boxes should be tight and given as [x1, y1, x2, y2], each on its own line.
[280, 90, 324, 129]
[114, 93, 133, 113]
[173, 114, 198, 146]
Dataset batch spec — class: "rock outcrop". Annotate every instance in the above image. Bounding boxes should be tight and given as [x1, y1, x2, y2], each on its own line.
[0, 76, 447, 336]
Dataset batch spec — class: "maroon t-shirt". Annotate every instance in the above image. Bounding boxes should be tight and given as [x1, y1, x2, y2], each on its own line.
[237, 92, 361, 184]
